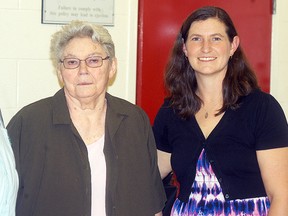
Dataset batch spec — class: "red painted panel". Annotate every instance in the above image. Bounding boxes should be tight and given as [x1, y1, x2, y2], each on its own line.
[137, 0, 272, 123]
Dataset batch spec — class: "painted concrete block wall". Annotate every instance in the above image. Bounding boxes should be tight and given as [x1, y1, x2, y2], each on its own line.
[271, 0, 288, 119]
[0, 0, 138, 124]
[0, 0, 287, 124]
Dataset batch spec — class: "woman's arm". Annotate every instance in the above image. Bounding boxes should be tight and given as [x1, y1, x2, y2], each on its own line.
[257, 147, 288, 215]
[157, 150, 172, 179]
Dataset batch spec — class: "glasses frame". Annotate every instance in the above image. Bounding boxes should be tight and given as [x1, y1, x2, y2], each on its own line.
[60, 56, 110, 69]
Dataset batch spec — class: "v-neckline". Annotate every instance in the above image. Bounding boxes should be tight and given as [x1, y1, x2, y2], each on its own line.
[193, 108, 230, 141]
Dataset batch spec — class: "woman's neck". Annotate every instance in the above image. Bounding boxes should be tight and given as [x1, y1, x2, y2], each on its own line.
[64, 89, 106, 111]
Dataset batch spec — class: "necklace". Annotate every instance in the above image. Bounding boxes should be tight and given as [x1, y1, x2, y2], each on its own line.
[197, 90, 223, 120]
[203, 101, 222, 119]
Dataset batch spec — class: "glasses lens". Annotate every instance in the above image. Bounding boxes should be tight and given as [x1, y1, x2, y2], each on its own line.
[86, 56, 102, 68]
[62, 56, 108, 69]
[64, 58, 80, 69]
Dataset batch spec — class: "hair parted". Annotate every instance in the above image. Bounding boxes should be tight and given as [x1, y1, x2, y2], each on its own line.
[165, 6, 259, 119]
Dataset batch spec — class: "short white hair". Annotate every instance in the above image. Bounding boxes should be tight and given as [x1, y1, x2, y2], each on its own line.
[50, 20, 115, 70]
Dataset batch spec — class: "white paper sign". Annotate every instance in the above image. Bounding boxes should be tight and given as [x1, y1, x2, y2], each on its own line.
[42, 0, 114, 25]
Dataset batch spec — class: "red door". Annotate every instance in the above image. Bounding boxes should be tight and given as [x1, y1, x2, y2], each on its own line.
[137, 1, 272, 123]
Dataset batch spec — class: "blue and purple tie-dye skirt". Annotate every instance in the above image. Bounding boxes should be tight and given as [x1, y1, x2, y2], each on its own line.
[170, 149, 270, 216]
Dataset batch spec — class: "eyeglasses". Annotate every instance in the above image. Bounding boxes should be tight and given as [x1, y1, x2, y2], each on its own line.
[60, 56, 110, 69]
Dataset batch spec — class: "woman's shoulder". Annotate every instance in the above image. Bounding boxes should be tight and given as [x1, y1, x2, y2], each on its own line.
[156, 97, 173, 113]
[105, 93, 150, 120]
[154, 97, 183, 126]
[239, 89, 287, 131]
[106, 93, 142, 111]
[157, 97, 178, 115]
[14, 97, 54, 119]
[239, 89, 280, 109]
[8, 90, 64, 127]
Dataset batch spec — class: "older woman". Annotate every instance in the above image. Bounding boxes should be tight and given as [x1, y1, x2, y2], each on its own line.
[7, 21, 166, 216]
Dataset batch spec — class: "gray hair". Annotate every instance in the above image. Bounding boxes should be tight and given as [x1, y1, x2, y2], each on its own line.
[50, 20, 115, 70]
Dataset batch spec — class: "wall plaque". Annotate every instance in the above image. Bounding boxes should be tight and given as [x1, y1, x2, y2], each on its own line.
[42, 0, 114, 25]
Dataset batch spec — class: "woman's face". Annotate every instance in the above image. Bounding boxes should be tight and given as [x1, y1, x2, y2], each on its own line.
[183, 18, 239, 77]
[57, 37, 116, 103]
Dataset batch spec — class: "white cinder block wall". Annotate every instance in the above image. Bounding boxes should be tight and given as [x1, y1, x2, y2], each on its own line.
[0, 0, 287, 125]
[0, 0, 138, 124]
[270, 0, 288, 119]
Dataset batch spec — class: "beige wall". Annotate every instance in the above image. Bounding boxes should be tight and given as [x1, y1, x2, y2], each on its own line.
[0, 0, 138, 124]
[0, 0, 287, 125]
[271, 0, 288, 119]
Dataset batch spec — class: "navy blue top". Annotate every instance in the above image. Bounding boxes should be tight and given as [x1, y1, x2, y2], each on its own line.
[153, 89, 288, 202]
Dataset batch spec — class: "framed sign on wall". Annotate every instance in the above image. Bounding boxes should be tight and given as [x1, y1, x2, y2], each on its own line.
[42, 0, 114, 25]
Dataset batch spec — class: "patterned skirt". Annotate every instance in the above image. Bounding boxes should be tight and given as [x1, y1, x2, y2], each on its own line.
[170, 149, 270, 216]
